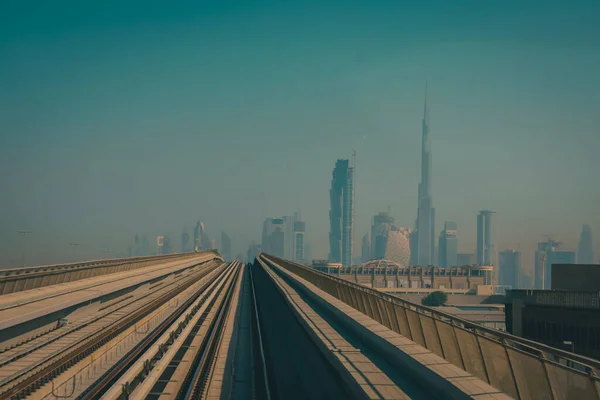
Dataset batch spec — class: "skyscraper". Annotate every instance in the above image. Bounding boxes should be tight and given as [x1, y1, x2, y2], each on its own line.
[181, 228, 190, 253]
[221, 232, 231, 261]
[293, 220, 306, 262]
[476, 210, 496, 266]
[262, 217, 286, 257]
[193, 221, 209, 251]
[329, 158, 354, 267]
[371, 212, 394, 260]
[578, 224, 594, 264]
[415, 86, 435, 266]
[269, 218, 285, 258]
[438, 221, 458, 268]
[361, 233, 370, 263]
[283, 215, 296, 260]
[499, 250, 521, 288]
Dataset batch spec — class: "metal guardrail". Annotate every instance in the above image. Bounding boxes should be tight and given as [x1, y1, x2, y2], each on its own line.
[0, 251, 222, 296]
[260, 253, 600, 400]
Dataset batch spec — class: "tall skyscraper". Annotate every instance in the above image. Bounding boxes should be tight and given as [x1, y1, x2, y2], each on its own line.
[262, 217, 286, 257]
[221, 232, 231, 261]
[329, 158, 354, 267]
[193, 221, 209, 251]
[476, 210, 496, 266]
[269, 218, 285, 258]
[438, 221, 458, 268]
[534, 240, 558, 289]
[578, 224, 594, 264]
[534, 240, 575, 289]
[293, 220, 305, 262]
[181, 228, 190, 253]
[283, 215, 296, 260]
[499, 250, 521, 288]
[415, 86, 435, 266]
[384, 227, 411, 268]
[361, 233, 370, 263]
[371, 212, 394, 260]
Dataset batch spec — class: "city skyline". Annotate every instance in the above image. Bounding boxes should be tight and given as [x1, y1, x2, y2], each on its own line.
[2, 1, 600, 271]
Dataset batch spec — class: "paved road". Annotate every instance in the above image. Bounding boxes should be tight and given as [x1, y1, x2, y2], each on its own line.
[252, 262, 357, 400]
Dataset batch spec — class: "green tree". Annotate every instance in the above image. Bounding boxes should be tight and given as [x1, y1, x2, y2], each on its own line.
[421, 291, 448, 306]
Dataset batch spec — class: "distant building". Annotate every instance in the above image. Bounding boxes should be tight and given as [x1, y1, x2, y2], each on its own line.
[194, 221, 210, 251]
[371, 212, 394, 260]
[552, 264, 600, 291]
[314, 259, 493, 290]
[361, 233, 370, 263]
[385, 227, 411, 268]
[506, 265, 600, 359]
[498, 250, 521, 288]
[476, 210, 496, 266]
[269, 218, 285, 258]
[414, 87, 435, 266]
[221, 232, 232, 261]
[293, 220, 306, 262]
[329, 158, 354, 267]
[283, 215, 295, 260]
[535, 240, 575, 289]
[438, 221, 458, 268]
[457, 253, 475, 266]
[578, 224, 594, 264]
[181, 228, 190, 253]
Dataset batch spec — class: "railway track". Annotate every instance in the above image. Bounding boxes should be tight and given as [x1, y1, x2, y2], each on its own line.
[95, 261, 244, 400]
[0, 259, 226, 399]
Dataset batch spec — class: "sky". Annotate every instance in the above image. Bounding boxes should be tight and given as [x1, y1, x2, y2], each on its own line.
[1, 0, 600, 271]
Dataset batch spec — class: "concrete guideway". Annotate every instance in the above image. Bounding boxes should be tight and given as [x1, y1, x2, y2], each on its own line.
[0, 252, 220, 334]
[258, 255, 509, 400]
[0, 252, 217, 296]
[0, 257, 226, 399]
[261, 253, 600, 400]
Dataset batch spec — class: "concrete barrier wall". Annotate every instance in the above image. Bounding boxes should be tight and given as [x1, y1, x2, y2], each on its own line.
[0, 252, 221, 295]
[262, 254, 600, 400]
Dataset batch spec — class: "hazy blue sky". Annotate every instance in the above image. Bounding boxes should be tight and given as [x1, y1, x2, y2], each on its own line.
[1, 1, 599, 270]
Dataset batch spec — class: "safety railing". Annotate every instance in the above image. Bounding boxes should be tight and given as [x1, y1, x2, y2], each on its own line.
[260, 253, 600, 400]
[0, 251, 222, 295]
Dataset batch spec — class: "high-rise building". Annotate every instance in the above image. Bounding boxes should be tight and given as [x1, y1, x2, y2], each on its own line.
[384, 227, 411, 268]
[293, 220, 306, 262]
[414, 86, 435, 266]
[477, 210, 496, 266]
[194, 221, 209, 251]
[438, 221, 458, 268]
[181, 228, 190, 253]
[371, 212, 394, 260]
[221, 232, 231, 261]
[269, 218, 285, 258]
[329, 158, 354, 267]
[457, 253, 475, 266]
[283, 215, 296, 260]
[578, 224, 594, 264]
[534, 240, 575, 289]
[499, 250, 521, 288]
[534, 240, 558, 289]
[361, 233, 370, 263]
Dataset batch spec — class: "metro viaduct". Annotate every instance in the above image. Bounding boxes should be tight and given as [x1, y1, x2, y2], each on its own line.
[0, 251, 598, 399]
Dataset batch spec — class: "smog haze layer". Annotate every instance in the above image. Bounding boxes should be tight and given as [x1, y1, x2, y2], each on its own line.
[1, 0, 599, 270]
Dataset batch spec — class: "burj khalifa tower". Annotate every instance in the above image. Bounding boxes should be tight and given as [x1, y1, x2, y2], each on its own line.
[414, 85, 435, 266]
